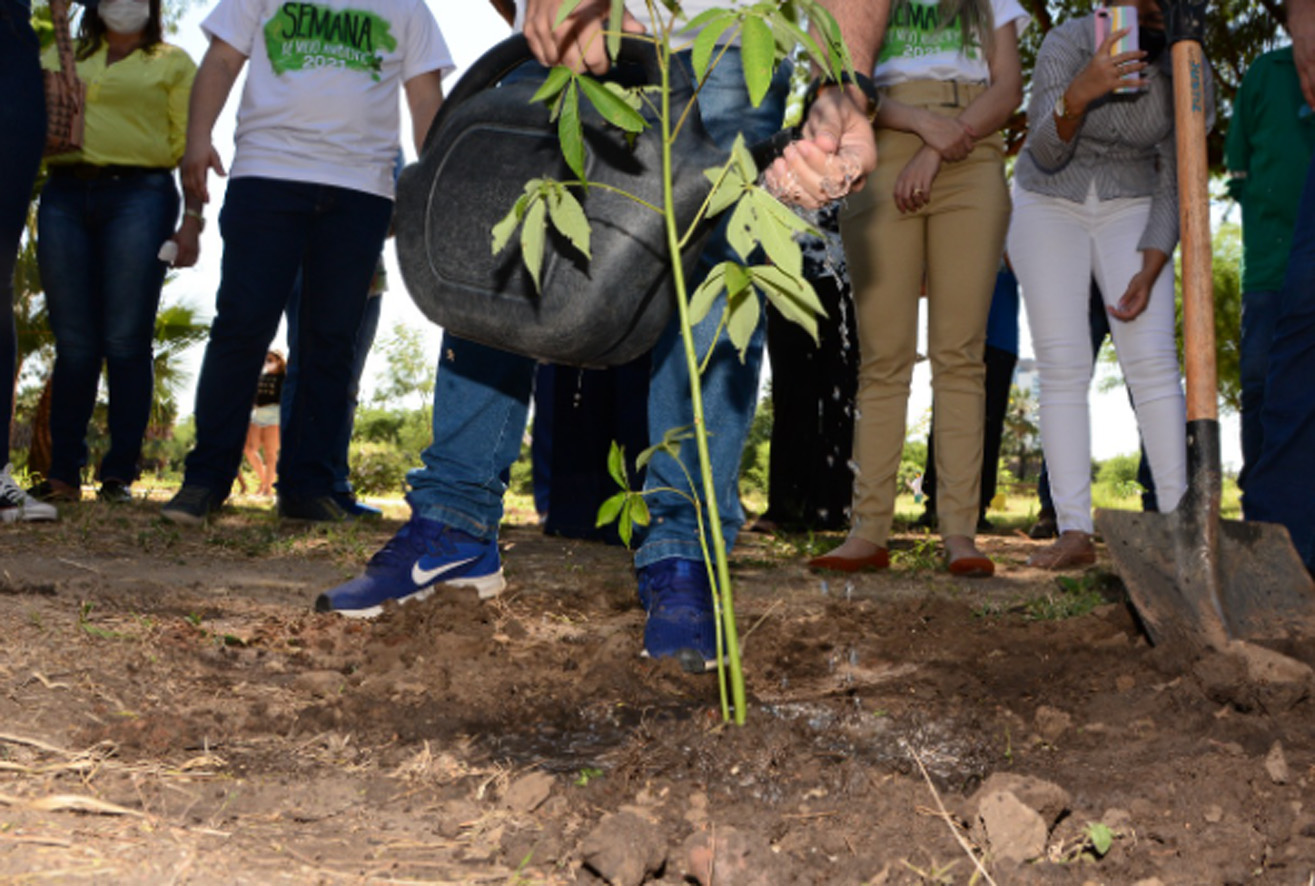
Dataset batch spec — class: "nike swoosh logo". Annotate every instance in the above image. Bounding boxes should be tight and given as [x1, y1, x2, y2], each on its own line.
[411, 556, 479, 586]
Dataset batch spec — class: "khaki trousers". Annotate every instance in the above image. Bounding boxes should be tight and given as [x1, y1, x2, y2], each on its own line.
[840, 80, 1010, 545]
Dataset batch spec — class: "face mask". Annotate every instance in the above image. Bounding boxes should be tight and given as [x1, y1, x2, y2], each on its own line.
[98, 0, 151, 34]
[1140, 26, 1167, 65]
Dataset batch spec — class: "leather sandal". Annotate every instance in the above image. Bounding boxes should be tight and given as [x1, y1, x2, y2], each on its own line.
[1027, 532, 1096, 570]
[808, 547, 890, 573]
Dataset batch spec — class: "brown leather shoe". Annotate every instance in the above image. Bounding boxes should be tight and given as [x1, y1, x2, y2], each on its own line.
[808, 547, 891, 572]
[948, 555, 995, 578]
[1027, 531, 1096, 570]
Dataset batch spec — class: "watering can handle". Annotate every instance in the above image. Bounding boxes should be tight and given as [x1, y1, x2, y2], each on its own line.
[423, 34, 794, 172]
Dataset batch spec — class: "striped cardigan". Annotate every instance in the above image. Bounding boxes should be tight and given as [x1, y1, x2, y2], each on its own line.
[1014, 13, 1214, 256]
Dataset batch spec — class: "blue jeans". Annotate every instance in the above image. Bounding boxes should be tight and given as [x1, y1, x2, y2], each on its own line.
[408, 50, 791, 566]
[38, 171, 178, 485]
[1243, 153, 1315, 573]
[0, 0, 45, 465]
[1237, 288, 1279, 491]
[183, 178, 390, 498]
[282, 275, 383, 495]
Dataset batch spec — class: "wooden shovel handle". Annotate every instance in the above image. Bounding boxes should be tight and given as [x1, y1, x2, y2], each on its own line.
[1172, 39, 1215, 423]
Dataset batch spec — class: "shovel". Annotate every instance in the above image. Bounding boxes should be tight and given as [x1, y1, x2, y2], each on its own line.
[1093, 0, 1315, 664]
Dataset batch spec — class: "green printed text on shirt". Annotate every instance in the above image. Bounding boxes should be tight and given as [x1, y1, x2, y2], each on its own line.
[880, 0, 977, 63]
[264, 2, 397, 80]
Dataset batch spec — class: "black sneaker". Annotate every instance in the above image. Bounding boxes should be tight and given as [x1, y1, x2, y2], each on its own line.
[97, 479, 133, 504]
[161, 485, 225, 525]
[334, 493, 382, 519]
[279, 494, 352, 522]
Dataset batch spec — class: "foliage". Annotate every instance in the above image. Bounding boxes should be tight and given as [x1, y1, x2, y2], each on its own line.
[1001, 384, 1041, 482]
[1176, 221, 1243, 414]
[369, 323, 436, 419]
[348, 441, 412, 497]
[1095, 451, 1140, 486]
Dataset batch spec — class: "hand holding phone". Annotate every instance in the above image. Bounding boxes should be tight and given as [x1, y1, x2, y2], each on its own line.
[1095, 7, 1144, 94]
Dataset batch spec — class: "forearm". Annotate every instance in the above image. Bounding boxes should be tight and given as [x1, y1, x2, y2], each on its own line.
[957, 78, 1021, 140]
[405, 71, 444, 155]
[186, 46, 241, 153]
[818, 0, 889, 77]
[1140, 247, 1169, 283]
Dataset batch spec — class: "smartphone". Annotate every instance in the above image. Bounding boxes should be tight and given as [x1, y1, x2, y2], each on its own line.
[1094, 6, 1140, 93]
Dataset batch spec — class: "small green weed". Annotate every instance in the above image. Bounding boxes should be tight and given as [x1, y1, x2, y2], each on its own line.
[574, 767, 604, 787]
[77, 601, 127, 641]
[892, 536, 940, 572]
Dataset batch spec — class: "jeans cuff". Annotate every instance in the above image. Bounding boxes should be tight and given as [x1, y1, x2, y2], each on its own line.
[634, 537, 709, 570]
[406, 496, 501, 541]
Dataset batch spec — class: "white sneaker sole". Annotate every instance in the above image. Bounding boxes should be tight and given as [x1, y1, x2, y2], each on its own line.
[330, 568, 508, 620]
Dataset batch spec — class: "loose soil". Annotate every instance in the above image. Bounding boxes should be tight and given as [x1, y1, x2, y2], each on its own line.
[1, 497, 1313, 886]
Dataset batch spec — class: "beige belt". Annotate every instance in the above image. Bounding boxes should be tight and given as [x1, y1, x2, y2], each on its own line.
[879, 79, 989, 109]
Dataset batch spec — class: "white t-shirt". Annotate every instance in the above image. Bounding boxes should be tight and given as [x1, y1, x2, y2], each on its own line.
[203, 0, 453, 199]
[872, 0, 1029, 86]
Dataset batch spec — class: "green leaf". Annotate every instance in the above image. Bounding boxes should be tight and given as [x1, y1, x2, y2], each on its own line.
[606, 0, 624, 61]
[750, 265, 823, 341]
[725, 285, 760, 359]
[703, 163, 749, 218]
[747, 199, 803, 278]
[690, 14, 735, 83]
[739, 15, 775, 108]
[616, 500, 634, 547]
[606, 440, 627, 489]
[552, 0, 584, 28]
[578, 75, 647, 133]
[725, 199, 757, 263]
[689, 263, 728, 326]
[559, 82, 585, 183]
[530, 66, 573, 106]
[597, 491, 626, 528]
[491, 192, 530, 255]
[637, 424, 694, 469]
[547, 186, 591, 260]
[629, 494, 651, 527]
[521, 197, 548, 292]
[1086, 823, 1114, 857]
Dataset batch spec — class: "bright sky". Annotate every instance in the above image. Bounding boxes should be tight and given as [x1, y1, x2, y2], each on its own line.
[162, 1, 1242, 472]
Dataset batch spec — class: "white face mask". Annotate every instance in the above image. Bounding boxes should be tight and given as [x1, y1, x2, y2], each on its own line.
[97, 0, 151, 35]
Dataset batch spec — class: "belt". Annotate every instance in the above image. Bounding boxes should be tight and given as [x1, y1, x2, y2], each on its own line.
[49, 164, 172, 180]
[880, 79, 989, 109]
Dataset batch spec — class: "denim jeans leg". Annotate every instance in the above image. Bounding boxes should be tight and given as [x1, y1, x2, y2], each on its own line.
[635, 51, 790, 569]
[1237, 288, 1279, 491]
[97, 173, 178, 483]
[1243, 155, 1315, 572]
[278, 186, 390, 498]
[406, 332, 536, 540]
[184, 178, 312, 493]
[0, 0, 44, 465]
[38, 180, 104, 485]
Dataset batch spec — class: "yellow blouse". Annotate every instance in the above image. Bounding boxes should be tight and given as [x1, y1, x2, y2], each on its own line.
[42, 41, 196, 169]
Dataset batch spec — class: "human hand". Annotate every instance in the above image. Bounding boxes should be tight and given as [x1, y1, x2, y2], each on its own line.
[1068, 28, 1149, 112]
[892, 146, 941, 213]
[916, 110, 974, 161]
[171, 225, 201, 269]
[763, 85, 877, 210]
[181, 142, 225, 207]
[522, 0, 645, 74]
[1108, 268, 1155, 321]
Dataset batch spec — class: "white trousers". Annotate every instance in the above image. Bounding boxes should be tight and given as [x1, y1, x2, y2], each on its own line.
[1008, 186, 1187, 534]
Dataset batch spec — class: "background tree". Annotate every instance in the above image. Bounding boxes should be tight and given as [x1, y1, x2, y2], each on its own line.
[1002, 384, 1041, 482]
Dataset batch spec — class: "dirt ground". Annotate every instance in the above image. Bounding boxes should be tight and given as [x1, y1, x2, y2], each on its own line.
[1, 496, 1313, 886]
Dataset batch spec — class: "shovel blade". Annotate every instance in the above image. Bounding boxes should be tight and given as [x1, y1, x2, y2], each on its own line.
[1095, 508, 1315, 658]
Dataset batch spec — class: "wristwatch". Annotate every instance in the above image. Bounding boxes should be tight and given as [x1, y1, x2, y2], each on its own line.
[802, 70, 881, 126]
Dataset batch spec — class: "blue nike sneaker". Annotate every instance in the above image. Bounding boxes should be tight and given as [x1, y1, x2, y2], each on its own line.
[637, 558, 719, 674]
[315, 516, 504, 618]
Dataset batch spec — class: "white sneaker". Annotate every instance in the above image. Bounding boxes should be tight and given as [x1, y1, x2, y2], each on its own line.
[0, 464, 58, 523]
